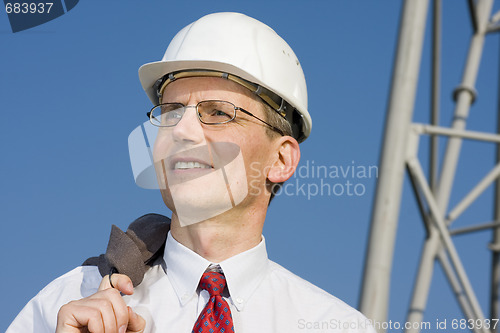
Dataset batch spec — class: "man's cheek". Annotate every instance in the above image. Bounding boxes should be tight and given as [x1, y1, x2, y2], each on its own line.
[152, 136, 171, 163]
[248, 162, 272, 182]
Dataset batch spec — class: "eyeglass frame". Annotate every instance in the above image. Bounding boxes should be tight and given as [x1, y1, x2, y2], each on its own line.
[146, 100, 285, 136]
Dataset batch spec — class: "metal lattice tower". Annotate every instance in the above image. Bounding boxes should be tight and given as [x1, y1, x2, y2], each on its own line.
[359, 1, 500, 332]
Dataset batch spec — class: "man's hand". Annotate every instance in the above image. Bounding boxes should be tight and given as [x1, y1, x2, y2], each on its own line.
[56, 273, 146, 333]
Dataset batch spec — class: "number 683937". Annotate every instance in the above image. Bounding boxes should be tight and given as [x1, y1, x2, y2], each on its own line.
[5, 2, 53, 14]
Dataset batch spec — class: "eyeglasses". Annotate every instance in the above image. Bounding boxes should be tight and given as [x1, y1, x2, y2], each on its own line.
[147, 100, 284, 136]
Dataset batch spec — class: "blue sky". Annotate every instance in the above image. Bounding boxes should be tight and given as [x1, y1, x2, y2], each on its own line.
[1, 1, 500, 331]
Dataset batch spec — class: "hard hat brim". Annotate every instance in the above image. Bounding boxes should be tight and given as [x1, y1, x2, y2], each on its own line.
[140, 60, 265, 105]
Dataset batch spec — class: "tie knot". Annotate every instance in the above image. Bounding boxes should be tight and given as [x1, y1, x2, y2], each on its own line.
[199, 271, 226, 296]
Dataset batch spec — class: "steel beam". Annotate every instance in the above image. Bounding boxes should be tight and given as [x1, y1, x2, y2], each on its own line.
[430, 0, 441, 193]
[407, 157, 488, 332]
[491, 36, 500, 332]
[359, 1, 429, 329]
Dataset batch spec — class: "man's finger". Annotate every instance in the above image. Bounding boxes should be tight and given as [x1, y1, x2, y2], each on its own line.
[87, 298, 118, 333]
[99, 289, 130, 332]
[99, 273, 134, 295]
[56, 289, 131, 333]
[57, 300, 106, 333]
[126, 306, 146, 333]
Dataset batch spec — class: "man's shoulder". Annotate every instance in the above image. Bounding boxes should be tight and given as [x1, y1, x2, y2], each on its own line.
[267, 260, 346, 304]
[7, 266, 102, 333]
[266, 260, 373, 330]
[34, 266, 102, 301]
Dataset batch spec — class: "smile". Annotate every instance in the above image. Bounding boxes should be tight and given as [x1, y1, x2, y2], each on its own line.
[174, 161, 213, 170]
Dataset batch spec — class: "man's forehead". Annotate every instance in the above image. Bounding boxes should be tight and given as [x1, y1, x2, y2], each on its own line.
[161, 76, 260, 104]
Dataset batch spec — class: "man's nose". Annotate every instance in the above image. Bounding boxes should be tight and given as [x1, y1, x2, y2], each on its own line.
[171, 106, 205, 144]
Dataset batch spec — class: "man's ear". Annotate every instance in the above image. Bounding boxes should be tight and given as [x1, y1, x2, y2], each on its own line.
[268, 136, 300, 183]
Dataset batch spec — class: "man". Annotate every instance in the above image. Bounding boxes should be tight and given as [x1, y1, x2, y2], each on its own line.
[8, 12, 374, 333]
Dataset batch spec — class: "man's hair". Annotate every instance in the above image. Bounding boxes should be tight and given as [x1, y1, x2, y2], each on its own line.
[261, 103, 293, 203]
[262, 103, 293, 139]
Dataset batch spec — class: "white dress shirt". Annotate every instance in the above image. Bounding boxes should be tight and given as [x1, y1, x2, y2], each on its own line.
[8, 232, 375, 333]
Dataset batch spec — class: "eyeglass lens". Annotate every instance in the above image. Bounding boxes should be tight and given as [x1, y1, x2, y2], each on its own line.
[150, 101, 236, 127]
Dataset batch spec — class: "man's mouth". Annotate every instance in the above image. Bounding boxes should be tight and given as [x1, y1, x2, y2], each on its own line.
[157, 142, 241, 186]
[174, 161, 213, 170]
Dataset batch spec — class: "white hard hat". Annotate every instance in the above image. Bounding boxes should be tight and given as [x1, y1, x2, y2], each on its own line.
[138, 12, 311, 142]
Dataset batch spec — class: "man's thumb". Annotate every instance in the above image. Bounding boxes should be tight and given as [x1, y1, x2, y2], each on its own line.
[99, 273, 134, 295]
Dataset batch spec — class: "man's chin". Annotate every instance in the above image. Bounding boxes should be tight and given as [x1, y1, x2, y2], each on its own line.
[170, 198, 236, 227]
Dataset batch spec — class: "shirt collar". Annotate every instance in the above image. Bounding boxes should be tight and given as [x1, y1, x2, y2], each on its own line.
[218, 236, 269, 311]
[164, 232, 210, 305]
[163, 232, 269, 311]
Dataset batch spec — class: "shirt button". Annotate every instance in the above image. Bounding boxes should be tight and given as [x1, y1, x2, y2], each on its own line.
[236, 297, 243, 304]
[181, 294, 189, 301]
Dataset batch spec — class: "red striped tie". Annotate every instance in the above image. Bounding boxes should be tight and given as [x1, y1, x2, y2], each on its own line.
[192, 272, 234, 333]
